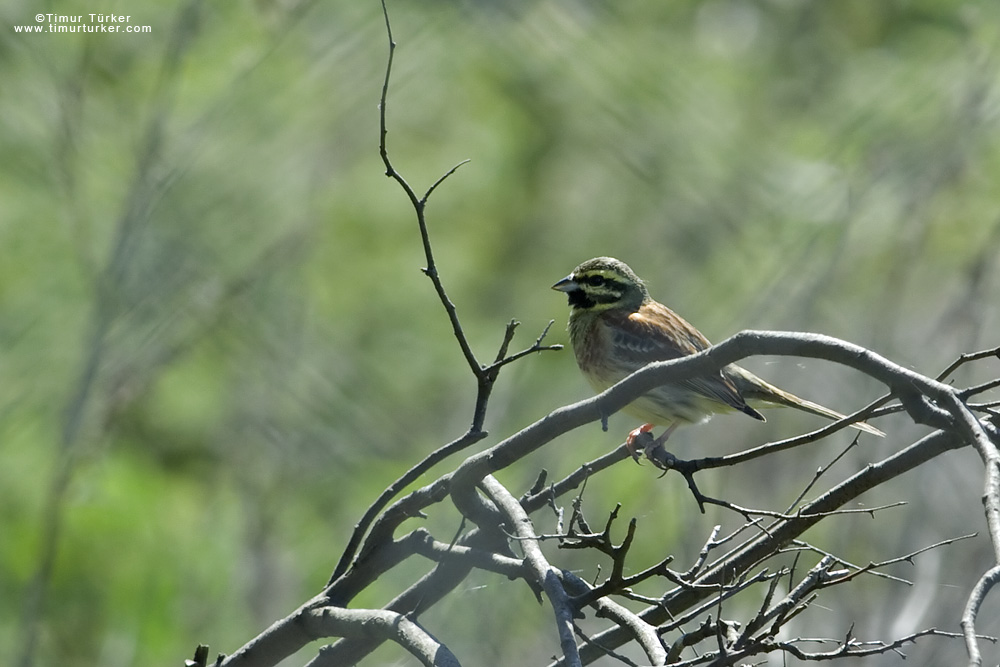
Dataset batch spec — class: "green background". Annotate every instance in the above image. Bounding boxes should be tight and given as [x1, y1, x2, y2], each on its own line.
[3, 1, 1000, 665]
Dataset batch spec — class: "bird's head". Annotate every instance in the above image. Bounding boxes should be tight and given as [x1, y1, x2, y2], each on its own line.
[552, 257, 649, 312]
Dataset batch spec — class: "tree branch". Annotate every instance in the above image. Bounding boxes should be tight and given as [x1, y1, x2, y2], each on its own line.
[570, 428, 968, 665]
[480, 475, 582, 667]
[193, 3, 1000, 665]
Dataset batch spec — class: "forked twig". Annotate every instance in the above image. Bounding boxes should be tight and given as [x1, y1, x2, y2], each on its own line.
[329, 0, 561, 585]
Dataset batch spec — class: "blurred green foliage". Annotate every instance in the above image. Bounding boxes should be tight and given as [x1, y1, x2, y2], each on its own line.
[3, 0, 1000, 665]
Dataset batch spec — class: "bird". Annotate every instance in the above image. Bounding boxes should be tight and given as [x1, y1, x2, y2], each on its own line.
[552, 256, 884, 461]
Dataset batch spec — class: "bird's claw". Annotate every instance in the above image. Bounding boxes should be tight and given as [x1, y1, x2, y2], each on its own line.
[625, 423, 656, 464]
[626, 423, 681, 470]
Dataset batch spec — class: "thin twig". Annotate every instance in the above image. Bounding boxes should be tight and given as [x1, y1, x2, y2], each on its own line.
[816, 533, 978, 589]
[785, 433, 862, 514]
[937, 346, 1000, 382]
[331, 0, 561, 587]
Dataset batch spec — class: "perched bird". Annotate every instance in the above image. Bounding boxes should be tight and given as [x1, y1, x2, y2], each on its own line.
[552, 257, 883, 460]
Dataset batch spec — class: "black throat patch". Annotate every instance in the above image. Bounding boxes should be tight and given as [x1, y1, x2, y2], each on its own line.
[567, 288, 596, 310]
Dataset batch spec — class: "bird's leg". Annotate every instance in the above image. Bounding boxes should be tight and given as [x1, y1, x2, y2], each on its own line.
[640, 423, 686, 474]
[652, 423, 679, 447]
[645, 422, 680, 463]
[625, 423, 655, 463]
[626, 422, 681, 463]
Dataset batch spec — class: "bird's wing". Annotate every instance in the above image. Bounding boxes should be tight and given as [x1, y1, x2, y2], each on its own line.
[604, 302, 764, 420]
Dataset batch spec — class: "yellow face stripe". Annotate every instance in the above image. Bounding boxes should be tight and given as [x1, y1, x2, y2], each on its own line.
[578, 270, 626, 299]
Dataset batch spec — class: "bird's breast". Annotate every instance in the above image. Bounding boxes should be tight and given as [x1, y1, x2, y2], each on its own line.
[568, 313, 615, 387]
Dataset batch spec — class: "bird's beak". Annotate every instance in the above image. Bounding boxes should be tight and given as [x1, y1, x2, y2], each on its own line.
[551, 275, 578, 292]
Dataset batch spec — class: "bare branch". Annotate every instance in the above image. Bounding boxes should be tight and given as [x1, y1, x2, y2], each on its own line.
[303, 607, 462, 667]
[573, 428, 967, 664]
[961, 377, 1000, 400]
[318, 527, 510, 666]
[738, 555, 834, 645]
[487, 320, 563, 373]
[407, 528, 526, 577]
[330, 0, 563, 589]
[422, 159, 471, 203]
[810, 533, 979, 589]
[937, 346, 1000, 382]
[682, 525, 723, 581]
[479, 476, 582, 666]
[376, 0, 478, 378]
[197, 3, 1000, 666]
[521, 446, 631, 514]
[962, 564, 1000, 667]
[785, 435, 862, 513]
[328, 430, 488, 584]
[560, 571, 667, 666]
[770, 628, 970, 662]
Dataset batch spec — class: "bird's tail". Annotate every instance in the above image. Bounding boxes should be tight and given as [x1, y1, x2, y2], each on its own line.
[729, 367, 885, 437]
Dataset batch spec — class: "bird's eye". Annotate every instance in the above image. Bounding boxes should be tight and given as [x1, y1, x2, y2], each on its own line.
[588, 275, 605, 287]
